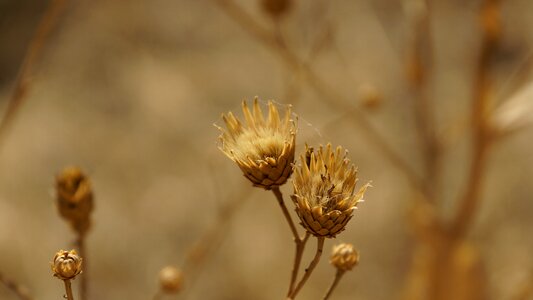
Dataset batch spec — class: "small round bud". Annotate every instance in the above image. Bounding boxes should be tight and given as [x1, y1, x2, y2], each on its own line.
[358, 83, 381, 110]
[330, 243, 359, 271]
[260, 0, 292, 19]
[159, 266, 183, 294]
[51, 250, 83, 280]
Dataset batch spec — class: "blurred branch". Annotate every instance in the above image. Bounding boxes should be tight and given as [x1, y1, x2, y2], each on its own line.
[0, 272, 32, 300]
[0, 0, 68, 148]
[404, 0, 441, 201]
[213, 0, 425, 193]
[450, 0, 501, 239]
[180, 186, 252, 299]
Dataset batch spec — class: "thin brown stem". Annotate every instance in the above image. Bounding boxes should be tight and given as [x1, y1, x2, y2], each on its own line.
[214, 0, 425, 194]
[0, 272, 32, 300]
[450, 0, 500, 239]
[74, 235, 87, 300]
[288, 237, 325, 299]
[0, 0, 68, 148]
[272, 187, 300, 241]
[287, 232, 310, 296]
[152, 290, 163, 300]
[64, 279, 74, 300]
[323, 269, 346, 300]
[405, 0, 441, 200]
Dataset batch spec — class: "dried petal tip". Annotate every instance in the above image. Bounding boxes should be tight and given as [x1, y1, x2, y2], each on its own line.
[51, 250, 83, 280]
[56, 166, 94, 235]
[330, 243, 359, 271]
[159, 266, 183, 294]
[291, 144, 370, 238]
[217, 98, 296, 190]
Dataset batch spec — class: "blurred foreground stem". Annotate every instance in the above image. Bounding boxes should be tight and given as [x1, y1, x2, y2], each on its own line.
[0, 0, 68, 148]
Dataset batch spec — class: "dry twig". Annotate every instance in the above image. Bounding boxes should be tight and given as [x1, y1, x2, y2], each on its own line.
[0, 0, 68, 148]
[0, 272, 32, 300]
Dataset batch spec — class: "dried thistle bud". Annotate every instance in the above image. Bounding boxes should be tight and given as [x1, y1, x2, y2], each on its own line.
[159, 266, 183, 294]
[291, 144, 370, 238]
[216, 97, 296, 190]
[56, 166, 93, 235]
[260, 0, 292, 19]
[330, 243, 359, 271]
[51, 250, 83, 280]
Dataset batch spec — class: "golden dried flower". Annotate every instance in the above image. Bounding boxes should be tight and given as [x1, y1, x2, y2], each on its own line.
[56, 166, 93, 235]
[260, 0, 292, 19]
[330, 243, 359, 271]
[291, 144, 370, 238]
[217, 98, 296, 189]
[51, 250, 83, 280]
[159, 266, 183, 294]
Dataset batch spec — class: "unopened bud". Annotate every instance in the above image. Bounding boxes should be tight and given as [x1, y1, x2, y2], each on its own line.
[51, 250, 83, 280]
[159, 266, 183, 294]
[330, 243, 359, 271]
[56, 166, 93, 235]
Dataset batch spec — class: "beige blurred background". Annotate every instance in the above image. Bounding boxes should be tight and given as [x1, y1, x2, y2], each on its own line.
[1, 0, 533, 299]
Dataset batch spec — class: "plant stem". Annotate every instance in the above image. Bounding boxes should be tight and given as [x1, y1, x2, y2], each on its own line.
[64, 280, 74, 300]
[288, 237, 325, 299]
[272, 187, 300, 241]
[75, 235, 87, 300]
[0, 0, 68, 148]
[0, 272, 33, 300]
[271, 186, 310, 296]
[287, 232, 310, 296]
[323, 269, 346, 300]
[152, 290, 163, 300]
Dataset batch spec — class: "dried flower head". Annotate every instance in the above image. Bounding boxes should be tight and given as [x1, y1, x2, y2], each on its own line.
[159, 266, 183, 294]
[51, 250, 83, 280]
[291, 144, 370, 238]
[330, 243, 359, 271]
[217, 98, 296, 189]
[56, 166, 93, 236]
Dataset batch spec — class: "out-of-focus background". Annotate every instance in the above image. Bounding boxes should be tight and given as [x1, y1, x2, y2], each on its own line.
[1, 0, 532, 299]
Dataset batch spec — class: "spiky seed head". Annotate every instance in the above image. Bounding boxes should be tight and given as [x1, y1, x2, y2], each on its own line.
[56, 166, 93, 236]
[159, 266, 183, 294]
[51, 250, 83, 280]
[291, 144, 370, 238]
[216, 97, 296, 190]
[330, 243, 359, 271]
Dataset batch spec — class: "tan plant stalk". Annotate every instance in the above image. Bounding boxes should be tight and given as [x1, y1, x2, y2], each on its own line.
[322, 269, 345, 300]
[213, 0, 424, 193]
[288, 237, 325, 299]
[450, 0, 500, 240]
[0, 272, 32, 300]
[0, 0, 68, 148]
[64, 280, 75, 300]
[404, 0, 441, 200]
[272, 186, 310, 296]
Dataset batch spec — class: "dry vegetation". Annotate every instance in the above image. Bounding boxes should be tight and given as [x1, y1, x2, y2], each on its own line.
[1, 0, 533, 299]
